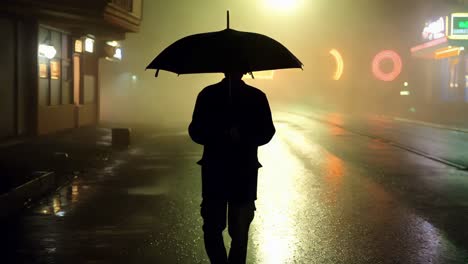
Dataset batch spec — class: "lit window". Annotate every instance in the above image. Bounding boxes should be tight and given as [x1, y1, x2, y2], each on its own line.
[75, 40, 83, 53]
[39, 63, 48, 78]
[50, 60, 60, 80]
[85, 38, 94, 53]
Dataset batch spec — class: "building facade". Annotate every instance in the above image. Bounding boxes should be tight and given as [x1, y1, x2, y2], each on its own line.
[0, 0, 142, 139]
[411, 6, 468, 104]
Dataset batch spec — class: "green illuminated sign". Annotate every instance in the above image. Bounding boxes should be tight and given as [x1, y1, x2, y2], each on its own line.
[453, 16, 468, 35]
[459, 20, 468, 29]
[454, 17, 468, 29]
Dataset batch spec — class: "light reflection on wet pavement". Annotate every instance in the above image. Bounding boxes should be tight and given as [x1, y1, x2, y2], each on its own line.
[4, 111, 468, 263]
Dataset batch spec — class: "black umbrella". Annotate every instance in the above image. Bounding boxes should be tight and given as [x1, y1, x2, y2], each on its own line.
[146, 11, 303, 77]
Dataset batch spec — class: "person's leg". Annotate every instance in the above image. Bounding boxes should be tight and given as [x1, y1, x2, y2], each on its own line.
[201, 199, 228, 264]
[227, 201, 255, 264]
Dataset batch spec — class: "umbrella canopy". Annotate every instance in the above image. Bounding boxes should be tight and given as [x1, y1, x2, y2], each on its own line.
[146, 15, 303, 76]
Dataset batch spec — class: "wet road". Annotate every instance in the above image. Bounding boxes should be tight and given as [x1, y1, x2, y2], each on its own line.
[4, 111, 468, 263]
[286, 108, 468, 168]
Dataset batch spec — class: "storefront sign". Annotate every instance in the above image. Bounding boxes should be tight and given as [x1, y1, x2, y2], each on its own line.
[451, 13, 468, 37]
[330, 49, 344, 81]
[422, 17, 446, 41]
[372, 50, 402, 82]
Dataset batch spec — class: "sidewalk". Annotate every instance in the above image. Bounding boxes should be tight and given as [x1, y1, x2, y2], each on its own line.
[0, 126, 115, 219]
[386, 103, 468, 132]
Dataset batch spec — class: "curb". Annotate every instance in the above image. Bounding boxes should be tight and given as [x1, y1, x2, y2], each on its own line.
[0, 171, 55, 220]
[393, 117, 468, 133]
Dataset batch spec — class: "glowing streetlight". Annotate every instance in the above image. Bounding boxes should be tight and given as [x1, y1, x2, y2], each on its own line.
[264, 0, 299, 11]
[38, 44, 57, 59]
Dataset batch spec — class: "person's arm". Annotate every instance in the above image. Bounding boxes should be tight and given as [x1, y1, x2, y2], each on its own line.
[189, 91, 228, 145]
[188, 92, 209, 145]
[255, 93, 276, 146]
[240, 93, 275, 146]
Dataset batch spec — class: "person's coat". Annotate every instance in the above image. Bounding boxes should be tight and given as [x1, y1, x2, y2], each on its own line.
[189, 78, 275, 201]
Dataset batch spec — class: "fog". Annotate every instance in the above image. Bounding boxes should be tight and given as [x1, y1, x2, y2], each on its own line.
[99, 0, 456, 128]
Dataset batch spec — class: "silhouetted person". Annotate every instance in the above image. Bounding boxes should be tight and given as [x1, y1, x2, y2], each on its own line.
[189, 72, 275, 264]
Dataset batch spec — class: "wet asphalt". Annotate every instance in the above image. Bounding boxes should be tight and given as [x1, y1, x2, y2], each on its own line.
[3, 111, 468, 264]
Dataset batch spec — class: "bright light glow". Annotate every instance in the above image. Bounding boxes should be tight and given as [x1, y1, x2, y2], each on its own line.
[114, 48, 122, 60]
[404, 82, 409, 87]
[264, 0, 298, 11]
[329, 49, 344, 80]
[400, 91, 410, 96]
[132, 75, 137, 81]
[85, 38, 94, 53]
[38, 44, 57, 59]
[422, 17, 446, 41]
[106, 41, 119, 47]
[372, 50, 402, 82]
[55, 211, 65, 217]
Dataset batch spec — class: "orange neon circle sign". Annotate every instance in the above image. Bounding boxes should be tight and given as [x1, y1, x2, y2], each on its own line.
[372, 50, 402, 82]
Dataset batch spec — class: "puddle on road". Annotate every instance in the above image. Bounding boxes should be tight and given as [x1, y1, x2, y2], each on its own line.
[35, 179, 82, 217]
[250, 120, 459, 263]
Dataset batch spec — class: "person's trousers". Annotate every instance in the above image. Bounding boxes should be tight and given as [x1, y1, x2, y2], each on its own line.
[201, 199, 256, 264]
